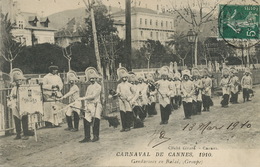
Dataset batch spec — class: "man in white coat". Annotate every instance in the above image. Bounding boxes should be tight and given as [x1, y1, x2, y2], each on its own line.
[220, 68, 231, 108]
[201, 68, 213, 112]
[59, 70, 80, 132]
[156, 66, 172, 125]
[116, 67, 135, 132]
[241, 67, 253, 102]
[229, 67, 240, 104]
[8, 69, 34, 140]
[42, 65, 63, 127]
[181, 69, 195, 119]
[78, 67, 102, 143]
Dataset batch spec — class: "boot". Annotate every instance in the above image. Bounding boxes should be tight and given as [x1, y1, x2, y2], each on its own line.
[65, 115, 73, 130]
[92, 136, 99, 142]
[79, 138, 92, 143]
[14, 134, 21, 140]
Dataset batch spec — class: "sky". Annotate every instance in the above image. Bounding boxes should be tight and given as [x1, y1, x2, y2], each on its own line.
[13, 0, 258, 17]
[15, 0, 129, 16]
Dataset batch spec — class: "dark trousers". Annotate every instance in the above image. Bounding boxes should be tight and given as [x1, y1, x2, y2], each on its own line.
[83, 117, 100, 139]
[221, 94, 230, 106]
[192, 101, 202, 115]
[120, 111, 132, 130]
[202, 95, 211, 110]
[139, 105, 147, 121]
[183, 101, 192, 118]
[243, 88, 250, 101]
[174, 95, 182, 107]
[133, 106, 142, 119]
[147, 102, 156, 115]
[66, 111, 80, 130]
[14, 115, 29, 136]
[160, 104, 171, 122]
[230, 92, 238, 103]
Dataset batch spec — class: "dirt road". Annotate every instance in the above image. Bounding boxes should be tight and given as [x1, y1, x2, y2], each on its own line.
[1, 87, 260, 167]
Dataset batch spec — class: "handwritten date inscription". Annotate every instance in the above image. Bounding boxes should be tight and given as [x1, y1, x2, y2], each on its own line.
[182, 121, 251, 134]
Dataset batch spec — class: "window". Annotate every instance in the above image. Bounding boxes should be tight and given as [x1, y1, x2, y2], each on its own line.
[157, 5, 159, 10]
[145, 19, 147, 25]
[150, 19, 152, 25]
[140, 31, 143, 37]
[140, 18, 142, 25]
[161, 21, 163, 27]
[166, 33, 169, 38]
[150, 32, 153, 38]
[166, 21, 168, 28]
[18, 21, 23, 29]
[156, 32, 159, 40]
[156, 20, 158, 26]
[170, 21, 173, 29]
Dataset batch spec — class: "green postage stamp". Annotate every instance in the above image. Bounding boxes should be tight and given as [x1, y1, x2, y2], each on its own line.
[219, 5, 260, 40]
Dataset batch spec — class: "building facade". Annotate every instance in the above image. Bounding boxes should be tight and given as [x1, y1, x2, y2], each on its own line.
[111, 7, 175, 48]
[2, 0, 56, 46]
[11, 12, 56, 46]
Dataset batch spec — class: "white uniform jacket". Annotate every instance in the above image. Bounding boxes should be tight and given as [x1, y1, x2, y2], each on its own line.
[193, 79, 203, 101]
[241, 75, 253, 89]
[42, 73, 63, 97]
[8, 86, 20, 118]
[135, 83, 149, 106]
[82, 82, 102, 122]
[116, 82, 135, 112]
[174, 80, 182, 96]
[156, 80, 171, 107]
[202, 77, 212, 96]
[181, 80, 195, 103]
[169, 81, 177, 98]
[230, 76, 240, 94]
[63, 85, 81, 116]
[220, 77, 231, 95]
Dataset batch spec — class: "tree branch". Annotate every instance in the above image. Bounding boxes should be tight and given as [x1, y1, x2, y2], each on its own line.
[169, 1, 193, 25]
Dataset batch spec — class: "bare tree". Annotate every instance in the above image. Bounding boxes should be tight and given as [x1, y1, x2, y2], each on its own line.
[168, 0, 223, 66]
[0, 13, 25, 73]
[61, 44, 74, 71]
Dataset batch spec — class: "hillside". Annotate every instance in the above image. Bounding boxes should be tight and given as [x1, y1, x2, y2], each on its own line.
[48, 6, 122, 30]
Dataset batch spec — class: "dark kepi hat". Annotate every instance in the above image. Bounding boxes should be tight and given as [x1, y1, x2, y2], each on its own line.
[48, 65, 59, 71]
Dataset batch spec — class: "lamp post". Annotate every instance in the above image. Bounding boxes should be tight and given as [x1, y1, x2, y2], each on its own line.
[187, 29, 197, 67]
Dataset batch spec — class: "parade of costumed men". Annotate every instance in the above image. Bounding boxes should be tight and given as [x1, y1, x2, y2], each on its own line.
[201, 68, 213, 112]
[191, 67, 203, 115]
[115, 67, 135, 132]
[146, 73, 157, 117]
[241, 67, 253, 102]
[42, 64, 64, 127]
[155, 66, 172, 125]
[229, 67, 240, 104]
[7, 68, 34, 140]
[78, 67, 102, 143]
[181, 69, 194, 119]
[58, 70, 81, 132]
[220, 67, 231, 108]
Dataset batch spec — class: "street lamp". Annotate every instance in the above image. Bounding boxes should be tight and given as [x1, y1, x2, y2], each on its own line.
[187, 29, 197, 67]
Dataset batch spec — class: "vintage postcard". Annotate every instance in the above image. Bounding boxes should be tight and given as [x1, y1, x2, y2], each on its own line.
[0, 0, 259, 167]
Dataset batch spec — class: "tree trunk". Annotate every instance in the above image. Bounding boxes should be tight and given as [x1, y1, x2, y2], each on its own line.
[194, 35, 198, 67]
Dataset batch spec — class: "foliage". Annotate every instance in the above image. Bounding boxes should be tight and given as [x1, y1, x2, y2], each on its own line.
[131, 40, 179, 68]
[10, 43, 97, 74]
[82, 2, 117, 46]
